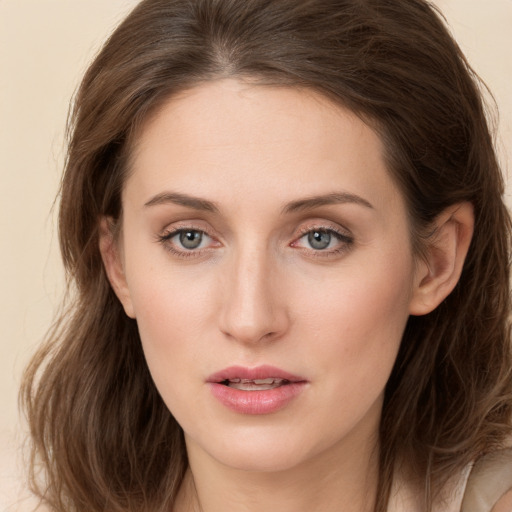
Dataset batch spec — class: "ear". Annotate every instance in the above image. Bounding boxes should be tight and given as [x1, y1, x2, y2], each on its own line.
[98, 217, 136, 318]
[409, 202, 474, 316]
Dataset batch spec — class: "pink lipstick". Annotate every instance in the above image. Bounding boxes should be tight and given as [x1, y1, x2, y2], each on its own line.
[207, 365, 307, 415]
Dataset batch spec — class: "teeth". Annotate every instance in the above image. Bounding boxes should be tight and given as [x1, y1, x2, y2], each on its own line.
[244, 378, 278, 385]
[224, 378, 287, 391]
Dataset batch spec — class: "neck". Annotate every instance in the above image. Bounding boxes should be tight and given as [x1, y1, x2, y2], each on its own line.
[175, 423, 380, 512]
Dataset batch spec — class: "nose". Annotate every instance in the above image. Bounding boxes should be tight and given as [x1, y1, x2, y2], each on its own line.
[218, 248, 289, 345]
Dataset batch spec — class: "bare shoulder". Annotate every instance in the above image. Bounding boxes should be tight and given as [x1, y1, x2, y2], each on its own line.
[491, 489, 512, 512]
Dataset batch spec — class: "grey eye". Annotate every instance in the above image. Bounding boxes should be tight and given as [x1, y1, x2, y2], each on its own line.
[179, 230, 203, 249]
[307, 230, 331, 250]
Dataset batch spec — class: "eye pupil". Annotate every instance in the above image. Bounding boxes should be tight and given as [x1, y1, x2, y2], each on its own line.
[179, 230, 203, 249]
[308, 230, 331, 250]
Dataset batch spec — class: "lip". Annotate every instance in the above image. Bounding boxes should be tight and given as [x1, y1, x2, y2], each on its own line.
[207, 365, 308, 415]
[207, 365, 305, 383]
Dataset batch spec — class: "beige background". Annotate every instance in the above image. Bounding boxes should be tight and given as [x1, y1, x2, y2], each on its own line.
[0, 0, 511, 509]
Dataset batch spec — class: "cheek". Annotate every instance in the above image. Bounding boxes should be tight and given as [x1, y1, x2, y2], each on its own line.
[295, 252, 414, 386]
[289, 261, 414, 454]
[127, 272, 213, 421]
[129, 273, 214, 355]
[121, 240, 218, 376]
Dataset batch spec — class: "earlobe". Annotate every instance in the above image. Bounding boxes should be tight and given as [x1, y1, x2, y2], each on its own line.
[98, 217, 136, 319]
[409, 202, 474, 316]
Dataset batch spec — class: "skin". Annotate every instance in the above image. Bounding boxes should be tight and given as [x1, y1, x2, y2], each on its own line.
[100, 79, 474, 512]
[492, 490, 512, 512]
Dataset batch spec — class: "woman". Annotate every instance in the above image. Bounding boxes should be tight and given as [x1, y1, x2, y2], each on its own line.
[21, 0, 512, 511]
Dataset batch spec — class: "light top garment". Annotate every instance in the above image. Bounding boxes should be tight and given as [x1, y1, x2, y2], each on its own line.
[461, 448, 512, 512]
[388, 448, 512, 512]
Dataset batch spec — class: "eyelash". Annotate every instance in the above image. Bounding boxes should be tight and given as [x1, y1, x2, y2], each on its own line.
[292, 226, 354, 258]
[156, 224, 354, 259]
[156, 227, 216, 259]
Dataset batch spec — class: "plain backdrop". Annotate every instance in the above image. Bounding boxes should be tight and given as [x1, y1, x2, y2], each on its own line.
[1, 0, 511, 510]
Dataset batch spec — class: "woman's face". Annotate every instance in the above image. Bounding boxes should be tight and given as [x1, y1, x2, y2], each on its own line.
[114, 79, 421, 472]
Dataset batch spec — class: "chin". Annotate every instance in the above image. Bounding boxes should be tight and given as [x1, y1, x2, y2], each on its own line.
[215, 445, 311, 473]
[187, 423, 334, 474]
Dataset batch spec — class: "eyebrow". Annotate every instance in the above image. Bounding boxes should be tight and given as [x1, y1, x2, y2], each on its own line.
[282, 192, 373, 214]
[143, 190, 373, 214]
[144, 192, 219, 212]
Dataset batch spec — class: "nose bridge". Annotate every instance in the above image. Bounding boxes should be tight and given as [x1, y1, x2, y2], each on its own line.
[219, 243, 287, 344]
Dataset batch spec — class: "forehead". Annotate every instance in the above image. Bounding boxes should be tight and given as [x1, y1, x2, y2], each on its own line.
[125, 79, 404, 215]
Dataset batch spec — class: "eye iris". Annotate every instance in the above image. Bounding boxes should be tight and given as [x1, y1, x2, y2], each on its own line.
[179, 230, 202, 249]
[308, 230, 331, 250]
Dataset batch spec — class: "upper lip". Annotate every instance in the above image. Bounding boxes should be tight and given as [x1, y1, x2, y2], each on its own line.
[207, 365, 306, 383]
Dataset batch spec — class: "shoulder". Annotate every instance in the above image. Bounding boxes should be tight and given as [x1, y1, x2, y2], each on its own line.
[491, 489, 512, 512]
[461, 447, 512, 512]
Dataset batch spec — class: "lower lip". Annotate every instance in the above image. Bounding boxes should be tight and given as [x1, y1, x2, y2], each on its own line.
[209, 382, 306, 415]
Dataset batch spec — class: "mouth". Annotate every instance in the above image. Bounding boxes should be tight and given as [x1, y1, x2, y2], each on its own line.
[220, 377, 291, 391]
[207, 365, 307, 414]
[207, 365, 306, 387]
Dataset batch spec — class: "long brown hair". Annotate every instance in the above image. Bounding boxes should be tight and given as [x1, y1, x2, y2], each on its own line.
[21, 1, 512, 511]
